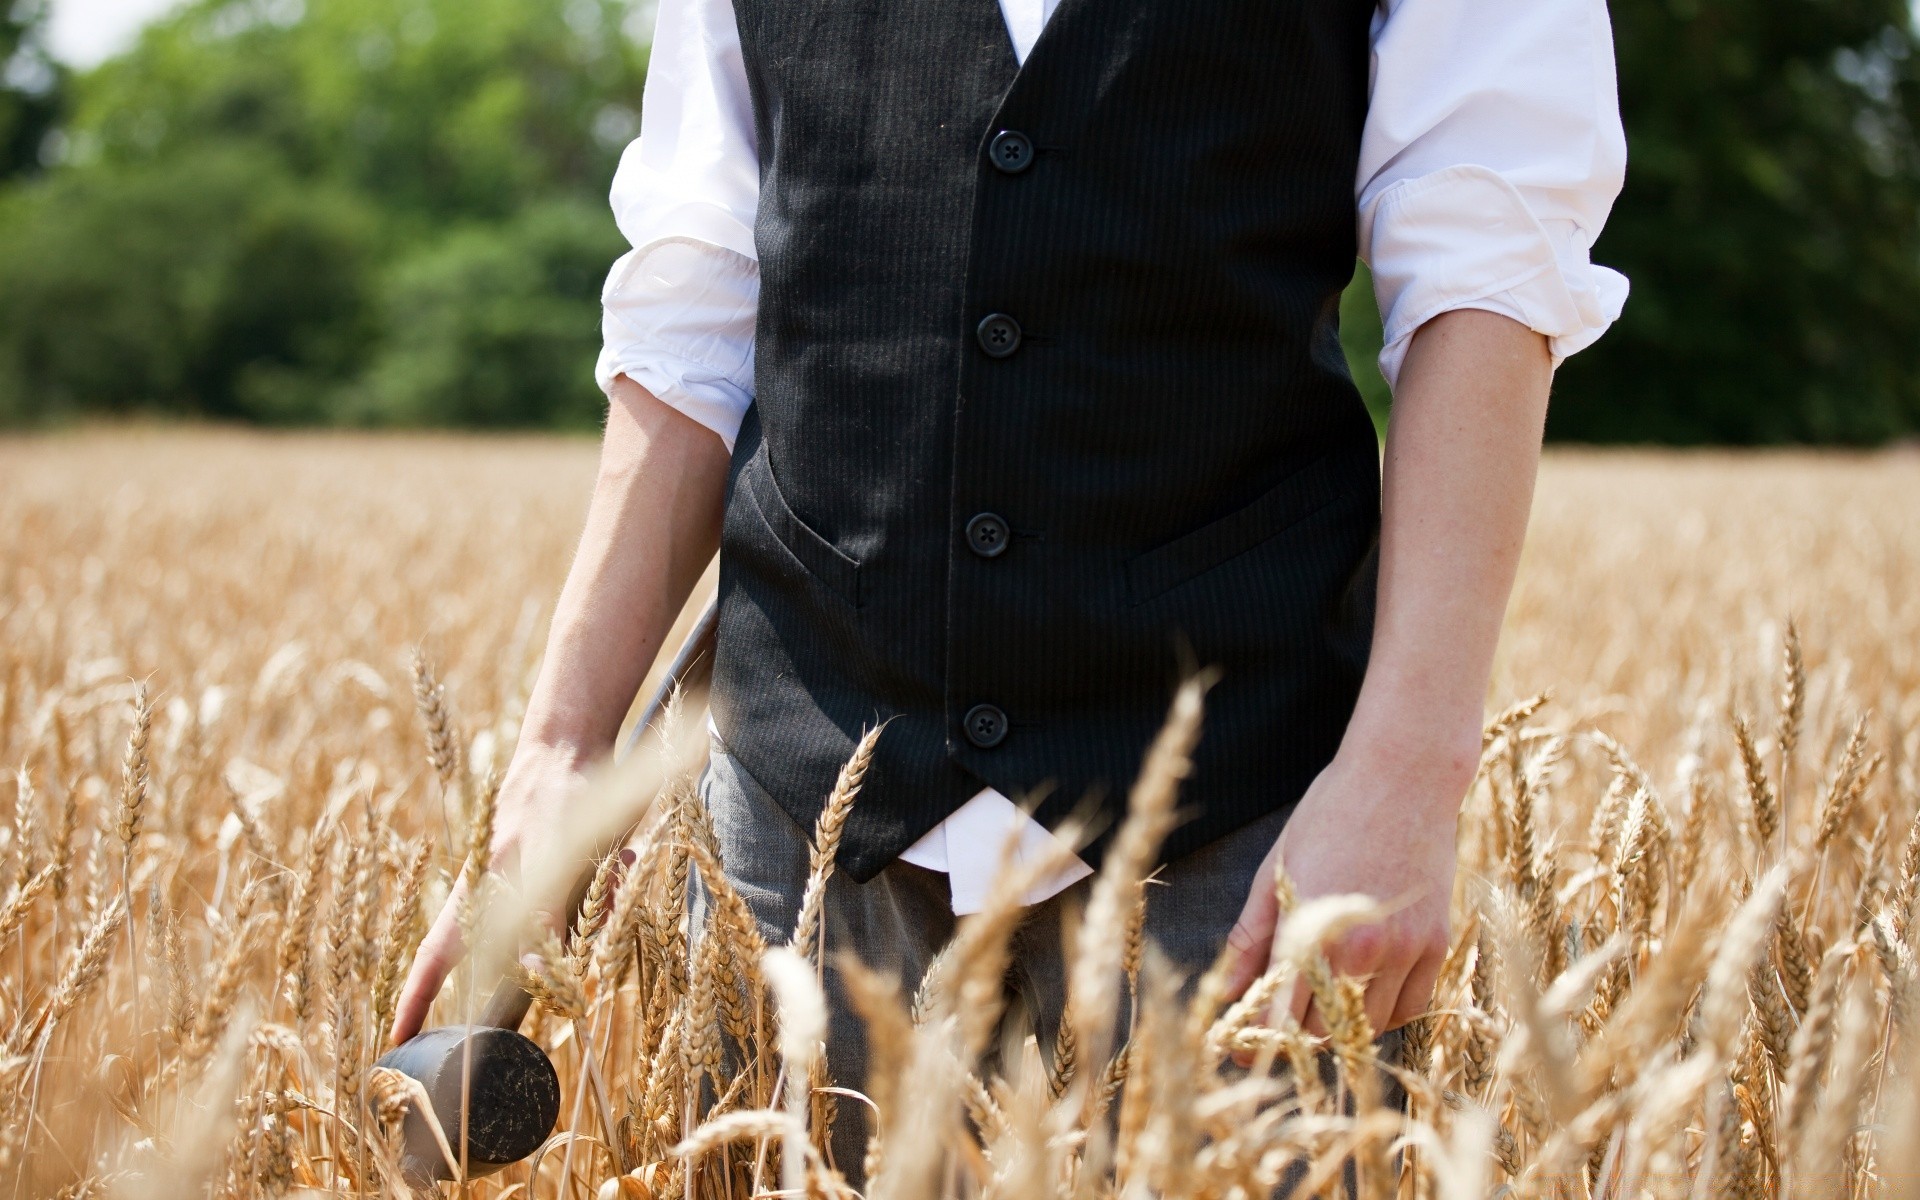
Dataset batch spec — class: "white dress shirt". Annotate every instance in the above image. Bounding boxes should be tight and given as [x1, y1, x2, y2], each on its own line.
[602, 0, 1628, 914]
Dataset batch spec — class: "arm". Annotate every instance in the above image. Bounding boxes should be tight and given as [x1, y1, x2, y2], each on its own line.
[390, 382, 729, 1043]
[1220, 0, 1628, 1036]
[1224, 308, 1550, 1034]
[392, 0, 761, 1042]
[511, 382, 730, 760]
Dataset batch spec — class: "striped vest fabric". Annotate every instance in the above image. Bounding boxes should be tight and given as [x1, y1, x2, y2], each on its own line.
[713, 0, 1383, 881]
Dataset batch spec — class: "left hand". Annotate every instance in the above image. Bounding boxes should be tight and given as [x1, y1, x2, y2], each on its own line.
[1223, 743, 1465, 1039]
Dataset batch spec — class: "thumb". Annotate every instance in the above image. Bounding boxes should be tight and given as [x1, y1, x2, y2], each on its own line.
[389, 884, 469, 1046]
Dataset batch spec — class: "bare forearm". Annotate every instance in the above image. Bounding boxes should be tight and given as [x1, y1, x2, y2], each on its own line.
[391, 378, 728, 1041]
[1222, 310, 1553, 1030]
[518, 375, 730, 760]
[1339, 308, 1554, 801]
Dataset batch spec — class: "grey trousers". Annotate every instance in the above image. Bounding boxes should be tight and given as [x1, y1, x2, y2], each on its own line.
[691, 735, 1398, 1183]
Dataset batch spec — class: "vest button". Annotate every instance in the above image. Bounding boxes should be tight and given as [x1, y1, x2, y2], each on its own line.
[965, 513, 1010, 558]
[963, 704, 1009, 749]
[976, 313, 1022, 358]
[989, 129, 1034, 174]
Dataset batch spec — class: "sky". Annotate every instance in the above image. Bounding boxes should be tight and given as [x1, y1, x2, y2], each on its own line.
[46, 0, 190, 68]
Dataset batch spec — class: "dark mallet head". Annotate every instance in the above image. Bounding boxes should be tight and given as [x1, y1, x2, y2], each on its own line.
[373, 1022, 560, 1182]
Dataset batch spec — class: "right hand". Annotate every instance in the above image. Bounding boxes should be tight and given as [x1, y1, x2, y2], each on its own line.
[388, 742, 595, 1045]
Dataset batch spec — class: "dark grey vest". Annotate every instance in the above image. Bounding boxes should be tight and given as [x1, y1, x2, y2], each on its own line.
[711, 0, 1382, 881]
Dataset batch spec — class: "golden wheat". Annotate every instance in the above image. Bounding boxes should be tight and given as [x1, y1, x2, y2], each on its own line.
[2, 429, 1918, 1198]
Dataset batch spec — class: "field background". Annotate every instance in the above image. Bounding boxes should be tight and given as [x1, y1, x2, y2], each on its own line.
[3, 428, 1920, 1197]
[8, 429, 1917, 762]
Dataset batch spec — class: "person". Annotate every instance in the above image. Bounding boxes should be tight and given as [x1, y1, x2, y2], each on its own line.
[392, 0, 1628, 1176]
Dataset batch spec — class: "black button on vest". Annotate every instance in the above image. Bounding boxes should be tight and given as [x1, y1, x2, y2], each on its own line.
[963, 704, 1009, 749]
[976, 313, 1021, 358]
[989, 129, 1034, 174]
[966, 513, 1010, 558]
[715, 0, 1383, 881]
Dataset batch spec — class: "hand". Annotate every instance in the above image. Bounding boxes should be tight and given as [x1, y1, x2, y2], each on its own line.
[389, 742, 596, 1045]
[1223, 742, 1465, 1041]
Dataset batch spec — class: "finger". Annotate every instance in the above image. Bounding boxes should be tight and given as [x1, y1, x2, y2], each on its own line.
[1387, 948, 1445, 1031]
[1300, 991, 1325, 1039]
[1363, 959, 1412, 1036]
[1326, 920, 1389, 982]
[1279, 972, 1312, 1034]
[389, 892, 469, 1046]
[1319, 921, 1398, 1034]
[1222, 866, 1280, 1002]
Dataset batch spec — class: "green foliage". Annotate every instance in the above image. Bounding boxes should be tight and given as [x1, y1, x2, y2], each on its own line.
[0, 148, 377, 422]
[1548, 0, 1920, 443]
[1339, 262, 1391, 438]
[2, 0, 1919, 439]
[0, 0, 645, 428]
[1, 0, 64, 179]
[72, 0, 646, 219]
[347, 200, 623, 429]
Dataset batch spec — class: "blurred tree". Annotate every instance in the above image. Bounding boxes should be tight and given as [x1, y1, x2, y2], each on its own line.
[346, 199, 622, 429]
[1, 0, 63, 178]
[72, 0, 647, 220]
[0, 0, 646, 426]
[0, 148, 377, 422]
[1549, 0, 1920, 443]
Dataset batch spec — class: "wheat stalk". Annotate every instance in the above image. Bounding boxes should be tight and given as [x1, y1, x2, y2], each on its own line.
[11, 435, 1920, 1200]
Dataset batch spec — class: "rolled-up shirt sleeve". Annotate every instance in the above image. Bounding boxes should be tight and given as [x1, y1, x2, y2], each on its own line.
[1356, 0, 1630, 390]
[595, 0, 761, 451]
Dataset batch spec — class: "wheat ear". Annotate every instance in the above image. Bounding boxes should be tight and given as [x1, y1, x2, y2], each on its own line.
[1735, 717, 1782, 862]
[792, 724, 880, 966]
[1068, 677, 1208, 1079]
[12, 896, 127, 1055]
[0, 865, 56, 946]
[370, 839, 429, 1045]
[274, 816, 335, 1024]
[11, 766, 35, 892]
[115, 685, 151, 1050]
[1777, 617, 1805, 807]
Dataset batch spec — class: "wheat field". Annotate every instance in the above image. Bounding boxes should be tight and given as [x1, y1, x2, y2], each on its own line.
[2, 428, 1918, 1199]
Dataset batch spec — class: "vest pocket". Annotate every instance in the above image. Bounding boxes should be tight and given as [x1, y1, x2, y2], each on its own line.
[1124, 449, 1364, 607]
[743, 454, 863, 609]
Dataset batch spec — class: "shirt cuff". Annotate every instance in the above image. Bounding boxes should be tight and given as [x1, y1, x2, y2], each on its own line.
[1362, 163, 1629, 390]
[597, 236, 758, 451]
[594, 348, 753, 453]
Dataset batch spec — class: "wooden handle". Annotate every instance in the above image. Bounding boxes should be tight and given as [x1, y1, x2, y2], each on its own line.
[621, 596, 720, 760]
[478, 976, 535, 1031]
